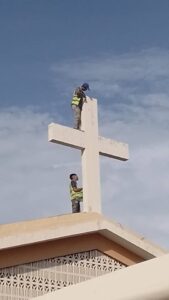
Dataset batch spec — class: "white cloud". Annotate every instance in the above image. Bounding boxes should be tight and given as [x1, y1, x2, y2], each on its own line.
[51, 48, 169, 99]
[99, 97, 169, 249]
[0, 48, 169, 251]
[52, 48, 169, 81]
[0, 107, 82, 223]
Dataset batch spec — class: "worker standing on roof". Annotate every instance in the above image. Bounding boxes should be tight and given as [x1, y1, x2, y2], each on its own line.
[71, 83, 90, 130]
[69, 173, 83, 213]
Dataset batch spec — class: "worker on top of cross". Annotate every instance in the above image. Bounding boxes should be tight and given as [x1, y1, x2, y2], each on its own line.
[71, 83, 90, 130]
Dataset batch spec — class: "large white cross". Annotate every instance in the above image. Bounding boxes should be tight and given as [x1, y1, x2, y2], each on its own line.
[48, 98, 129, 213]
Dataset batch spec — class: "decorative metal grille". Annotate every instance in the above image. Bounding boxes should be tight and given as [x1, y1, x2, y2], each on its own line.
[0, 250, 126, 299]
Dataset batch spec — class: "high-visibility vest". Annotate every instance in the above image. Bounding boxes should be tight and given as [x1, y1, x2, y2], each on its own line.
[71, 96, 81, 106]
[70, 184, 83, 201]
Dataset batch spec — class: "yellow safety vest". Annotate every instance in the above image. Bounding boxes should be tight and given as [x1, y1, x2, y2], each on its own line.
[71, 96, 81, 106]
[70, 184, 83, 201]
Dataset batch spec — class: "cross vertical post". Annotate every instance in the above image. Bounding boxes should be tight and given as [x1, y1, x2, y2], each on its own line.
[81, 99, 101, 212]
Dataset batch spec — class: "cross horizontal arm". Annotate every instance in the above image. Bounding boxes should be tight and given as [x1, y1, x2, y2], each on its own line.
[99, 136, 129, 161]
[48, 123, 85, 150]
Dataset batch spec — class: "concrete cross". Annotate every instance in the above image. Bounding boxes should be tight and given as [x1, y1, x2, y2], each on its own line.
[48, 98, 129, 213]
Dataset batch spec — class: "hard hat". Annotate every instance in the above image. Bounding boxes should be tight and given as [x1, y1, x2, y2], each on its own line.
[82, 83, 90, 90]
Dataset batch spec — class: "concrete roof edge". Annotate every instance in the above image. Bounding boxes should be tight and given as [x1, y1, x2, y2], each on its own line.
[0, 213, 167, 258]
[98, 218, 167, 259]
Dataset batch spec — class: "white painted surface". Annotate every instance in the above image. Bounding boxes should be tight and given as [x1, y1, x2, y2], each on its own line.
[99, 136, 129, 160]
[81, 99, 101, 212]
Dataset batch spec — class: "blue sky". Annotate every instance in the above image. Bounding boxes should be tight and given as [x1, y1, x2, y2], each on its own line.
[1, 0, 169, 113]
[0, 0, 169, 249]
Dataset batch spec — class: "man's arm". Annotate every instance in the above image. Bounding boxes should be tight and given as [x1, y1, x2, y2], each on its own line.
[71, 181, 83, 192]
[74, 87, 86, 99]
[73, 187, 83, 192]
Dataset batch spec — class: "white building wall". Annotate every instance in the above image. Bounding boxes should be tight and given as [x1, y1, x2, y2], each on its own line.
[0, 250, 125, 300]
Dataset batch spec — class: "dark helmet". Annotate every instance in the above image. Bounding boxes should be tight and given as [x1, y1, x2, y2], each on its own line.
[81, 82, 90, 90]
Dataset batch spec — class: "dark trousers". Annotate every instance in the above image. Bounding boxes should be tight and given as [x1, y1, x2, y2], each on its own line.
[71, 105, 81, 129]
[72, 200, 80, 213]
